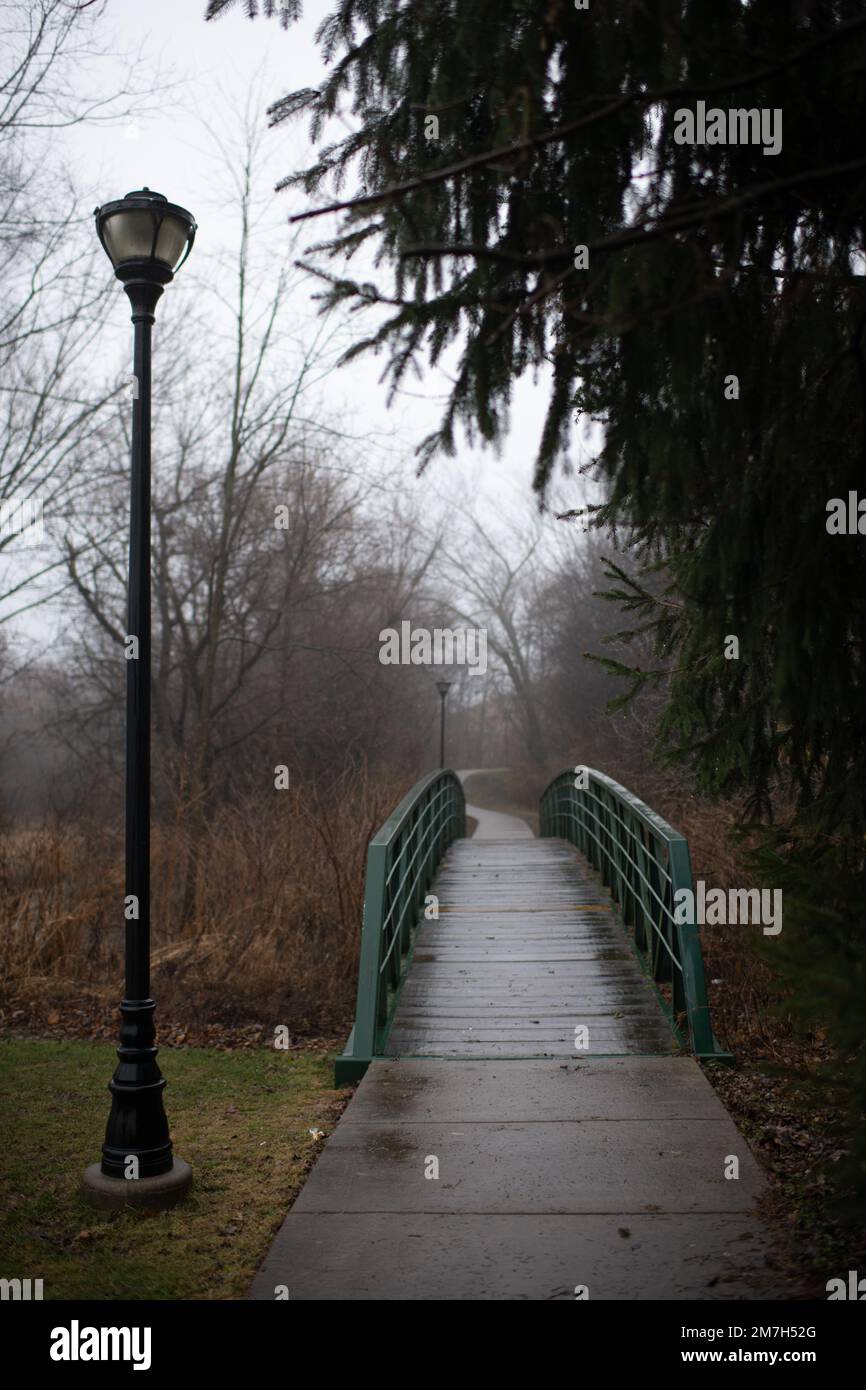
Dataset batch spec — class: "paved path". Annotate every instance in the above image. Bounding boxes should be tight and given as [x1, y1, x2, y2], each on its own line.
[251, 795, 777, 1300]
[250, 1054, 773, 1300]
[457, 767, 534, 840]
[464, 802, 534, 839]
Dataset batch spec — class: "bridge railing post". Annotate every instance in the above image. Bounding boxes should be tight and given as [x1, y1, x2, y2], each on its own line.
[667, 835, 716, 1058]
[349, 839, 388, 1069]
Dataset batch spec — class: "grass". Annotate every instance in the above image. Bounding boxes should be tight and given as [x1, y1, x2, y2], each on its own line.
[0, 1037, 350, 1300]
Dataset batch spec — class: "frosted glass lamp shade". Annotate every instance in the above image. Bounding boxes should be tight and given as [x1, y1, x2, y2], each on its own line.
[95, 188, 195, 278]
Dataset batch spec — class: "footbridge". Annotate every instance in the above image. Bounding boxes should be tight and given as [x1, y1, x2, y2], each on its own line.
[252, 770, 777, 1302]
[335, 766, 728, 1080]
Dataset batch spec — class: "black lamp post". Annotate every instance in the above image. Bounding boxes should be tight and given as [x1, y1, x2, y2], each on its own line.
[436, 679, 451, 769]
[83, 189, 196, 1210]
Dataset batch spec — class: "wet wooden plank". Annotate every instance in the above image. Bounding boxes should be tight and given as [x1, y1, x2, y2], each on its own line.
[384, 837, 678, 1057]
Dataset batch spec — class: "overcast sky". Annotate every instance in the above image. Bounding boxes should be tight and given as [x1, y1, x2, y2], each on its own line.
[7, 0, 595, 643]
[70, 0, 576, 499]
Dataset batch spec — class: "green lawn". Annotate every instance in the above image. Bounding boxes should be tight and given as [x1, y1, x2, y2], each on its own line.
[0, 1037, 348, 1300]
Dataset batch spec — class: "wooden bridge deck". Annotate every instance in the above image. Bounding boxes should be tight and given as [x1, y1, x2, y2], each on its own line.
[385, 838, 678, 1058]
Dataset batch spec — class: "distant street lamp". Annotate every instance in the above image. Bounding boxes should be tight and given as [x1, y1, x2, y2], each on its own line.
[83, 190, 196, 1211]
[436, 679, 452, 769]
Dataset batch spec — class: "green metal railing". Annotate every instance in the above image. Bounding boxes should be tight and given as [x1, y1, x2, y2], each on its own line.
[335, 770, 466, 1083]
[539, 767, 730, 1061]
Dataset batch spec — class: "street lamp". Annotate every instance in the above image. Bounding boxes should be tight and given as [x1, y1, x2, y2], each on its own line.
[436, 679, 452, 769]
[82, 190, 196, 1211]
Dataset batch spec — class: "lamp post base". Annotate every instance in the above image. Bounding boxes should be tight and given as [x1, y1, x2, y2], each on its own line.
[81, 1157, 192, 1212]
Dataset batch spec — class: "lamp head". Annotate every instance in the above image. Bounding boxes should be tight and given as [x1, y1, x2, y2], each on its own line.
[436, 680, 452, 697]
[94, 187, 196, 286]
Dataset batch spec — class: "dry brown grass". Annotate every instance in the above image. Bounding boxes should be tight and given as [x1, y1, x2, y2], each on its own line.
[0, 767, 409, 1039]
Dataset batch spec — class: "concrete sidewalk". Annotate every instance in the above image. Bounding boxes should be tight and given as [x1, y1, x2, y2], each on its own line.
[249, 1057, 776, 1300]
[464, 801, 534, 839]
[456, 767, 534, 839]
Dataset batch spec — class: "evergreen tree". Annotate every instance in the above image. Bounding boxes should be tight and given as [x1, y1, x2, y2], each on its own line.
[205, 0, 866, 835]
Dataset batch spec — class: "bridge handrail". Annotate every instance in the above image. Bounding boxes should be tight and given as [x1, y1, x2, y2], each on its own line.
[335, 769, 466, 1083]
[539, 766, 729, 1060]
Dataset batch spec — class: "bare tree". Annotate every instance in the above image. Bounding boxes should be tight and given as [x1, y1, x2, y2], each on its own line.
[438, 513, 549, 766]
[0, 0, 169, 620]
